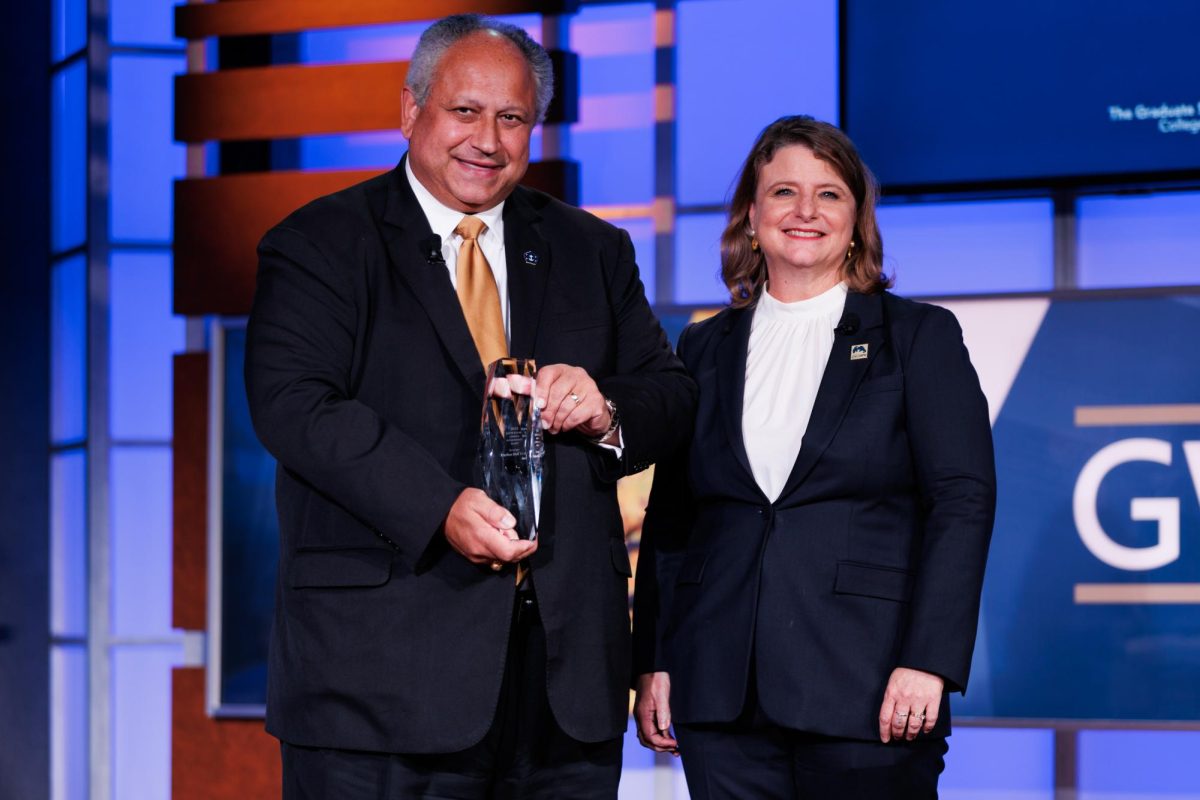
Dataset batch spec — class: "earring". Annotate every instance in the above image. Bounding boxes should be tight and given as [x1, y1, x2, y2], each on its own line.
[845, 240, 856, 260]
[749, 230, 759, 251]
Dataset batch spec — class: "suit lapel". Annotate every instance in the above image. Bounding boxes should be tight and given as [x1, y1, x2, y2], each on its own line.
[503, 189, 551, 360]
[379, 158, 487, 395]
[778, 290, 885, 499]
[715, 305, 758, 490]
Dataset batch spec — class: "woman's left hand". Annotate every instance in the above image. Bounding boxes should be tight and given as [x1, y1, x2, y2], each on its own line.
[877, 667, 944, 743]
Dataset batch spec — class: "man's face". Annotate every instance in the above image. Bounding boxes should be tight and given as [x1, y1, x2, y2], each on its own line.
[401, 32, 537, 213]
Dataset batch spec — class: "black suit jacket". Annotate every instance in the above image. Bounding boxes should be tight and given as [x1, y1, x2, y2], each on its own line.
[632, 290, 995, 742]
[245, 160, 696, 754]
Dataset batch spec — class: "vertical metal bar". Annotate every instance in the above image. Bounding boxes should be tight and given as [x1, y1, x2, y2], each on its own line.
[86, 1, 113, 798]
[653, 1, 678, 307]
[1053, 191, 1079, 290]
[1054, 728, 1079, 800]
[184, 29, 210, 355]
[540, 15, 571, 162]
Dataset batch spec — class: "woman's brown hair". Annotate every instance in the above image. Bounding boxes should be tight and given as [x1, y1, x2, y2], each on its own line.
[720, 115, 890, 307]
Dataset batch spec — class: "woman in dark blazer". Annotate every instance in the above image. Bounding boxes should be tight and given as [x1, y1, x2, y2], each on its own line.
[632, 116, 996, 799]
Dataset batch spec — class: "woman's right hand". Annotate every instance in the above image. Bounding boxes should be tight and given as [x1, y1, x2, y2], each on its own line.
[634, 672, 678, 754]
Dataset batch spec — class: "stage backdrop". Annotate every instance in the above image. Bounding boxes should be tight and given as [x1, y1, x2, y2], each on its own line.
[210, 292, 1200, 724]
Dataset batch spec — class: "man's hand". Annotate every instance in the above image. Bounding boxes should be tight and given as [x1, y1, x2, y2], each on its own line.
[634, 672, 678, 754]
[443, 488, 537, 566]
[878, 667, 944, 742]
[535, 364, 612, 439]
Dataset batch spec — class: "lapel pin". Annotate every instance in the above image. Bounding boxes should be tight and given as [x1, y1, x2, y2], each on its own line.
[850, 343, 868, 361]
[522, 250, 539, 266]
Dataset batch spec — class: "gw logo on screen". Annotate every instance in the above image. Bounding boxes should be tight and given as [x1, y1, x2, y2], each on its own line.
[1073, 438, 1200, 571]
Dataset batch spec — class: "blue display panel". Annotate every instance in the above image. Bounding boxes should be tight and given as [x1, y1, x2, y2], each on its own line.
[618, 217, 656, 307]
[51, 255, 87, 444]
[51, 61, 87, 253]
[51, 645, 87, 800]
[109, 250, 184, 441]
[110, 54, 186, 243]
[110, 447, 173, 637]
[1078, 191, 1200, 289]
[677, 0, 838, 205]
[111, 0, 178, 47]
[1079, 730, 1200, 796]
[215, 326, 279, 710]
[113, 646, 181, 800]
[299, 132, 408, 172]
[51, 0, 86, 62]
[955, 294, 1200, 722]
[843, 0, 1200, 190]
[940, 728, 1054, 800]
[570, 3, 654, 206]
[674, 212, 727, 305]
[51, 451, 87, 638]
[877, 199, 1054, 296]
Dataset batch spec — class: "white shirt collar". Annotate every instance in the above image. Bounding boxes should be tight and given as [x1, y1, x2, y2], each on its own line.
[757, 281, 848, 322]
[405, 156, 506, 245]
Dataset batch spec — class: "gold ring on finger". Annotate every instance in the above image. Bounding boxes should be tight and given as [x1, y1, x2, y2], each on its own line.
[490, 561, 503, 572]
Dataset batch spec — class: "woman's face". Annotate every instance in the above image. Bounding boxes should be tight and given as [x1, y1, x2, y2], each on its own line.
[748, 145, 857, 285]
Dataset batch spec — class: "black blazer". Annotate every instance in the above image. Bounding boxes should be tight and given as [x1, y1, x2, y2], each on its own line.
[633, 290, 995, 742]
[245, 161, 696, 754]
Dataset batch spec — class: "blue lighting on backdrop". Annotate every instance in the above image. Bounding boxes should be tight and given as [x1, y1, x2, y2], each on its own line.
[42, 1, 1200, 798]
[51, 61, 85, 253]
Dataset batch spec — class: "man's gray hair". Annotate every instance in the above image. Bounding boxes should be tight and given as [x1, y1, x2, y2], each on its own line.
[406, 14, 555, 123]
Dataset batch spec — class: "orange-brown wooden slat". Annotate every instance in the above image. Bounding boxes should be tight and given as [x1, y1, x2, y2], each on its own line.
[174, 168, 382, 316]
[176, 0, 574, 40]
[173, 162, 573, 316]
[176, 62, 408, 143]
[172, 668, 280, 800]
[173, 353, 209, 632]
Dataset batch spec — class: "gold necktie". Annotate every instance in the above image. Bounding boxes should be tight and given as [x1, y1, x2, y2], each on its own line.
[454, 216, 507, 369]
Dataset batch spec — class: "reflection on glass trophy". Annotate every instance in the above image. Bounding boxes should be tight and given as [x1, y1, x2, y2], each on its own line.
[479, 358, 544, 541]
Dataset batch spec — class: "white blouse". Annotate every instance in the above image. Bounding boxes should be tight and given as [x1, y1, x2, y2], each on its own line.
[742, 282, 848, 502]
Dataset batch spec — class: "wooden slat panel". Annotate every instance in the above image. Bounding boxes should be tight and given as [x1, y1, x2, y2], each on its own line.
[177, 0, 574, 40]
[173, 353, 209, 632]
[176, 62, 408, 143]
[173, 162, 577, 316]
[172, 668, 280, 800]
[174, 168, 382, 316]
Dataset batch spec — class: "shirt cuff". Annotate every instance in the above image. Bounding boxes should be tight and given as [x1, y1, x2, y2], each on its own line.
[595, 425, 624, 460]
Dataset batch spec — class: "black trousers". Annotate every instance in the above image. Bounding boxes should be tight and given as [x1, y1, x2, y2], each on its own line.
[281, 593, 622, 800]
[675, 678, 947, 800]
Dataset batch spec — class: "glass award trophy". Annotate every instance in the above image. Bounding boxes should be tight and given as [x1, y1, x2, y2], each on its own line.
[478, 358, 544, 541]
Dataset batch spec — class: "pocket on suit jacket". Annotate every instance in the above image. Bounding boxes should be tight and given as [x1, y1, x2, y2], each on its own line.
[855, 373, 903, 396]
[289, 548, 393, 589]
[675, 551, 708, 585]
[833, 561, 913, 602]
[611, 538, 633, 577]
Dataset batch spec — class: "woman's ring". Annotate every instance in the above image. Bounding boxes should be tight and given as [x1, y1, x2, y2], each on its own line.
[569, 392, 582, 405]
[895, 711, 909, 718]
[490, 561, 503, 572]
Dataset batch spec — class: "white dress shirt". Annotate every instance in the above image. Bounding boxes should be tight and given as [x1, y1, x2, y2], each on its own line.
[743, 282, 848, 502]
[406, 158, 510, 338]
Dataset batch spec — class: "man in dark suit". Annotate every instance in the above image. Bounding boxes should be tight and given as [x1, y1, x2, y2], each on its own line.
[244, 14, 695, 799]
